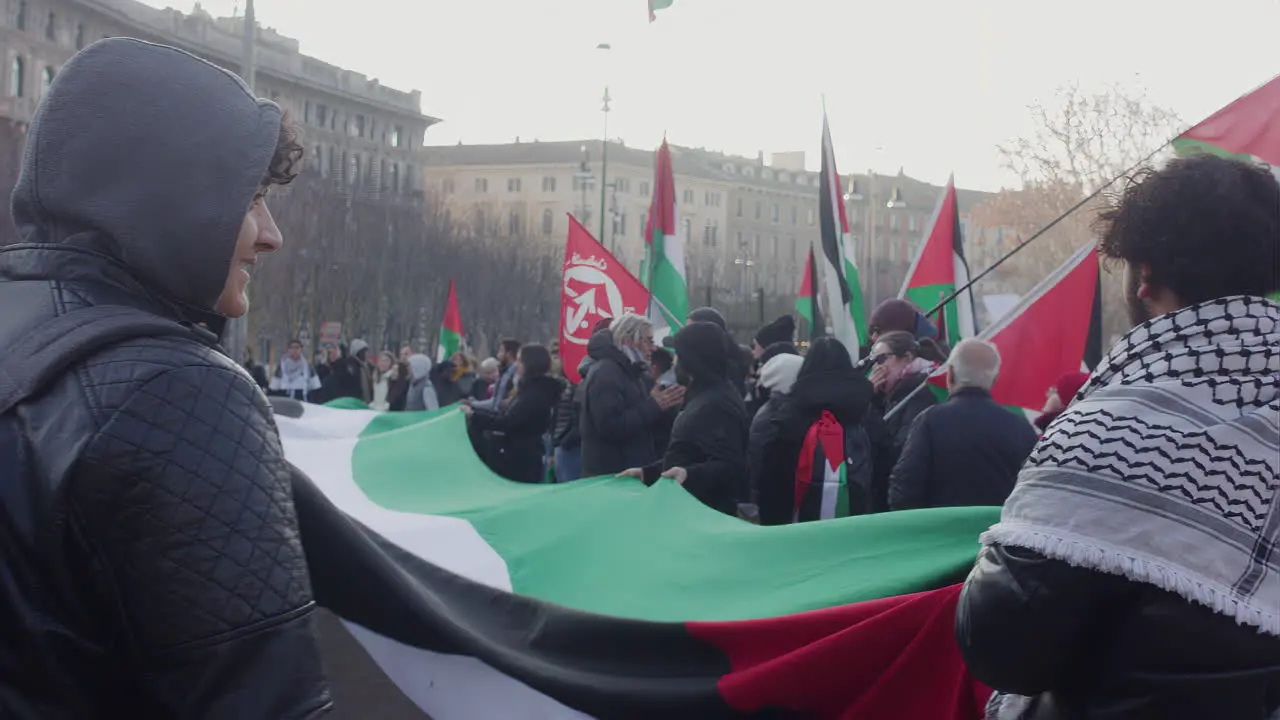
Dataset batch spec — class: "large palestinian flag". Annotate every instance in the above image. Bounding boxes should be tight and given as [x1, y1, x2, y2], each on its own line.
[1172, 73, 1280, 301]
[921, 243, 1103, 421]
[277, 399, 996, 718]
[899, 177, 976, 346]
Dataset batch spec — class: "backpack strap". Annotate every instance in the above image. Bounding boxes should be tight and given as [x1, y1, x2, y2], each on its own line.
[0, 305, 198, 415]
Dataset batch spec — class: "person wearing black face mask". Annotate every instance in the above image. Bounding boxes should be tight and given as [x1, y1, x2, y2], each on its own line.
[619, 322, 749, 516]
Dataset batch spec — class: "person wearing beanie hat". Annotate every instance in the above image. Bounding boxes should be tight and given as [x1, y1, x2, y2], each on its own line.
[868, 299, 918, 341]
[753, 315, 796, 357]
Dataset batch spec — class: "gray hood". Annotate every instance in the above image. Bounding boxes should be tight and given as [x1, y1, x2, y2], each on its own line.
[10, 38, 284, 312]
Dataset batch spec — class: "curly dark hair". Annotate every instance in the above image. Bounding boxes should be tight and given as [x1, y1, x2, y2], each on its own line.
[261, 110, 304, 192]
[1095, 154, 1279, 304]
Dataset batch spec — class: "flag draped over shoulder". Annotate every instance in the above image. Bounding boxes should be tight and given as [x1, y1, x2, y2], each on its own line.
[560, 215, 651, 383]
[924, 243, 1103, 420]
[436, 278, 463, 363]
[818, 113, 868, 352]
[277, 400, 996, 719]
[900, 177, 976, 346]
[644, 140, 688, 340]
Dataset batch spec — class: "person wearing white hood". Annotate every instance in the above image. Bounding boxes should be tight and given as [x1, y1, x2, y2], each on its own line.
[405, 354, 440, 412]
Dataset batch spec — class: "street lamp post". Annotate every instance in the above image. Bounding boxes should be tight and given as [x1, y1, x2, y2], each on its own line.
[598, 86, 611, 248]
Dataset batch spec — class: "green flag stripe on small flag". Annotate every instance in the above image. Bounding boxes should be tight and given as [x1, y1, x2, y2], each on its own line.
[643, 139, 689, 338]
[436, 278, 463, 363]
[794, 245, 817, 328]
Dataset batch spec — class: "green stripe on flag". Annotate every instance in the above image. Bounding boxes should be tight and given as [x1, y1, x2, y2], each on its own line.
[905, 282, 958, 344]
[349, 410, 995, 622]
[437, 327, 461, 363]
[795, 297, 814, 326]
[844, 258, 868, 347]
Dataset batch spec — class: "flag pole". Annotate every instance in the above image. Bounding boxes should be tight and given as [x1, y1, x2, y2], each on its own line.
[920, 131, 1180, 325]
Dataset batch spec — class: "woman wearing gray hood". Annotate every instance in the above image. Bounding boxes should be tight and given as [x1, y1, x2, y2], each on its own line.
[406, 354, 442, 412]
[0, 39, 331, 716]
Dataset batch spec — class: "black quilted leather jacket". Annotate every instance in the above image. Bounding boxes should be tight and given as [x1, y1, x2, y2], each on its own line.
[0, 38, 331, 718]
[957, 544, 1280, 719]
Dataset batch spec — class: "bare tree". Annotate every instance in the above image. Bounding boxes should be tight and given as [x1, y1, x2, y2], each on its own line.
[969, 83, 1182, 340]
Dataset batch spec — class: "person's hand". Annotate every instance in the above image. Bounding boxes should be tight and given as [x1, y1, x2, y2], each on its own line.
[651, 384, 685, 410]
[460, 405, 474, 419]
[461, 397, 473, 407]
[617, 467, 644, 480]
[868, 363, 891, 393]
[660, 467, 688, 485]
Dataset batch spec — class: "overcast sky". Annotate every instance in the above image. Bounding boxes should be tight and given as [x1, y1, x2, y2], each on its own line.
[144, 0, 1280, 191]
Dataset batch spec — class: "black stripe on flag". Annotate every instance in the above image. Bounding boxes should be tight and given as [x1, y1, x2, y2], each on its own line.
[818, 157, 851, 308]
[1085, 262, 1104, 370]
[289, 466, 793, 720]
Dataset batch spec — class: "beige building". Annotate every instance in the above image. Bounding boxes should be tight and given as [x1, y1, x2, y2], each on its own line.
[425, 140, 992, 310]
[1, 0, 438, 200]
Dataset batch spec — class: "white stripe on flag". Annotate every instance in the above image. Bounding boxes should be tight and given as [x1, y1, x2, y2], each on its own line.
[278, 405, 597, 719]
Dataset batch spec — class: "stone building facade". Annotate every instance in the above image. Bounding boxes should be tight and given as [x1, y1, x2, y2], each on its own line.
[0, 0, 438, 201]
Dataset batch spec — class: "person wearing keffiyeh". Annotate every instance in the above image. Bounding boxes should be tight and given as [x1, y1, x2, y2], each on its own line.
[270, 338, 321, 401]
[957, 154, 1280, 719]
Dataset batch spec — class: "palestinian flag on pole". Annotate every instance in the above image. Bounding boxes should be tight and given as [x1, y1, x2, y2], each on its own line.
[276, 399, 996, 719]
[644, 139, 689, 341]
[818, 111, 869, 352]
[924, 243, 1103, 421]
[900, 176, 976, 346]
[1172, 73, 1280, 302]
[436, 278, 463, 363]
[794, 244, 825, 338]
[648, 0, 673, 22]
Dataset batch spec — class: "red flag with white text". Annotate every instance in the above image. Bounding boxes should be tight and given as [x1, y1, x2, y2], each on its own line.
[560, 215, 651, 383]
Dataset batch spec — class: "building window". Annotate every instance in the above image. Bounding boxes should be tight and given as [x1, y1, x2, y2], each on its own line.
[389, 125, 402, 148]
[771, 204, 780, 223]
[736, 197, 743, 217]
[908, 215, 918, 233]
[16, 1, 27, 30]
[616, 178, 630, 193]
[507, 178, 521, 192]
[349, 114, 365, 138]
[682, 188, 694, 204]
[40, 66, 53, 93]
[542, 209, 554, 236]
[10, 56, 24, 98]
[617, 211, 627, 237]
[790, 206, 798, 225]
[328, 146, 338, 177]
[45, 12, 55, 41]
[890, 214, 899, 231]
[683, 217, 692, 241]
[735, 231, 743, 248]
[807, 208, 815, 226]
[475, 178, 488, 193]
[850, 206, 860, 226]
[541, 176, 556, 192]
[639, 181, 649, 196]
[703, 220, 719, 248]
[474, 208, 486, 231]
[75, 23, 84, 49]
[753, 234, 761, 255]
[754, 201, 761, 220]
[311, 145, 323, 173]
[508, 211, 522, 236]
[350, 155, 361, 186]
[390, 163, 401, 193]
[315, 104, 328, 128]
[442, 178, 455, 194]
[771, 236, 779, 260]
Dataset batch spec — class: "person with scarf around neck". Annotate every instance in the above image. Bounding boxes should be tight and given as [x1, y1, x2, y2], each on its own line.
[958, 155, 1280, 720]
[619, 322, 749, 517]
[579, 315, 683, 477]
[270, 339, 321, 401]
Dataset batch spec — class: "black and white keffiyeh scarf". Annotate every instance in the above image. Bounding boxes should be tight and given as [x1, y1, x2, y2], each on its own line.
[985, 296, 1280, 635]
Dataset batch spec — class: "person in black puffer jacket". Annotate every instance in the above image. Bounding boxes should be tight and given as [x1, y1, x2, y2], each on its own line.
[746, 351, 803, 508]
[465, 344, 563, 484]
[624, 322, 749, 516]
[580, 316, 684, 477]
[756, 337, 875, 525]
[0, 39, 331, 717]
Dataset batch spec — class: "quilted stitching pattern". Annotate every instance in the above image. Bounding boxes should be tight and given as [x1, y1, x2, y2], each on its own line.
[73, 354, 314, 653]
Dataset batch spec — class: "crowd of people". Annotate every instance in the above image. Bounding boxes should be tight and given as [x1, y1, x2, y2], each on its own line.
[257, 288, 1073, 528]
